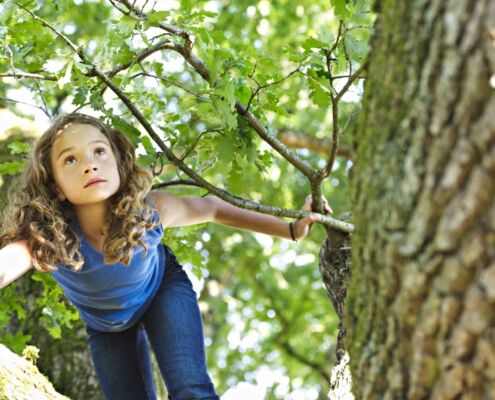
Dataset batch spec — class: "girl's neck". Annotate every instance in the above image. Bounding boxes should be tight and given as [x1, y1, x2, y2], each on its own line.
[74, 202, 108, 240]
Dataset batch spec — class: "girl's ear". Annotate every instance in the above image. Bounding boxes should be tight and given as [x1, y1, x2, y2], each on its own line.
[50, 183, 66, 201]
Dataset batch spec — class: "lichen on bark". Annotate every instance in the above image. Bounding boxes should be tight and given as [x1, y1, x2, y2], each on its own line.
[0, 344, 70, 400]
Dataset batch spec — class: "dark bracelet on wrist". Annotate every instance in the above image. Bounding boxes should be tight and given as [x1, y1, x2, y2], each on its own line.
[289, 221, 297, 241]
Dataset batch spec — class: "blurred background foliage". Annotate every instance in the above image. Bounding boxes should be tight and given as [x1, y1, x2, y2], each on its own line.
[0, 0, 373, 398]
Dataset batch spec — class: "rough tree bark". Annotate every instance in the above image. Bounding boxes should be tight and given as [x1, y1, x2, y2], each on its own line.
[346, 0, 495, 398]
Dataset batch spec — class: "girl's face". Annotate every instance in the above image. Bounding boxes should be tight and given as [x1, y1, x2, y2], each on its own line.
[49, 123, 121, 206]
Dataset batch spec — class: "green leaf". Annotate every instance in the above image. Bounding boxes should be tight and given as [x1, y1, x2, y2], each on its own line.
[194, 29, 218, 81]
[114, 43, 135, 65]
[140, 32, 152, 47]
[234, 82, 251, 105]
[179, 0, 194, 13]
[73, 86, 88, 106]
[331, 0, 351, 19]
[317, 27, 336, 45]
[147, 10, 170, 24]
[74, 61, 92, 74]
[214, 47, 234, 61]
[7, 141, 29, 154]
[189, 10, 217, 20]
[227, 154, 247, 194]
[308, 80, 331, 108]
[141, 135, 156, 154]
[89, 91, 105, 111]
[345, 33, 370, 59]
[196, 101, 215, 119]
[110, 116, 141, 146]
[162, 228, 206, 279]
[137, 154, 155, 168]
[301, 37, 328, 51]
[115, 17, 137, 36]
[256, 150, 273, 173]
[152, 61, 164, 76]
[31, 273, 79, 339]
[0, 160, 26, 175]
[57, 60, 73, 90]
[212, 96, 237, 130]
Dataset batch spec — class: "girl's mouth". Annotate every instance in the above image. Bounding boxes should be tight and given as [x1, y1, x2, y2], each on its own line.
[84, 179, 106, 188]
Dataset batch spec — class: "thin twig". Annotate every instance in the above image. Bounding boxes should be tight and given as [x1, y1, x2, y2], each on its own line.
[244, 65, 301, 115]
[0, 72, 57, 81]
[0, 97, 52, 116]
[142, 73, 204, 99]
[33, 79, 51, 118]
[331, 74, 365, 80]
[328, 20, 344, 58]
[105, 39, 176, 79]
[343, 36, 353, 79]
[334, 62, 366, 103]
[108, 0, 136, 17]
[180, 128, 222, 161]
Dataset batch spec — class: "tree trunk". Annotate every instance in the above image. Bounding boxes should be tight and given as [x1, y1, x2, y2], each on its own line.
[347, 0, 495, 398]
[0, 344, 70, 400]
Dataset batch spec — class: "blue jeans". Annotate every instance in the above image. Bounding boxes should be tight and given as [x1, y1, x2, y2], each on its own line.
[85, 245, 219, 400]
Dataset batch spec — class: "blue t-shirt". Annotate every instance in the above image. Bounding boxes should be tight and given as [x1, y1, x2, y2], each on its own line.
[50, 211, 165, 332]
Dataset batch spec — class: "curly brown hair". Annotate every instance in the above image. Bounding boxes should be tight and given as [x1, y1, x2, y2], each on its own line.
[0, 113, 158, 272]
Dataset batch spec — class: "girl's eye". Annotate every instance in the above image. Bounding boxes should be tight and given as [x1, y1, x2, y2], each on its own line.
[95, 147, 106, 156]
[64, 156, 76, 165]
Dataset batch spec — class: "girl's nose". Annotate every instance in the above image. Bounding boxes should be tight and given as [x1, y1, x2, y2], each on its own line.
[84, 166, 98, 174]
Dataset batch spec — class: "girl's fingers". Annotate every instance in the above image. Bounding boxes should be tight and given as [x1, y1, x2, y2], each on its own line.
[309, 214, 321, 223]
[324, 204, 333, 214]
[305, 195, 333, 214]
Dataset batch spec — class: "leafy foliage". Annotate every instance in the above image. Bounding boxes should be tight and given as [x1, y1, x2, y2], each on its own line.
[0, 0, 374, 397]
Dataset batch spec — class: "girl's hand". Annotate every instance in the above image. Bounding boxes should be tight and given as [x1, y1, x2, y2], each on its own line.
[292, 195, 333, 241]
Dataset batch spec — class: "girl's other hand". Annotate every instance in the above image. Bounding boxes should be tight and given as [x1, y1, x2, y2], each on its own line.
[293, 195, 333, 241]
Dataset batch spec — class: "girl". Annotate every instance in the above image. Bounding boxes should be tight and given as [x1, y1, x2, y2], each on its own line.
[0, 113, 331, 400]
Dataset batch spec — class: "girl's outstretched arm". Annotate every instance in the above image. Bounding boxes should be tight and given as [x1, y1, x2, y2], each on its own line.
[151, 191, 331, 241]
[0, 241, 33, 289]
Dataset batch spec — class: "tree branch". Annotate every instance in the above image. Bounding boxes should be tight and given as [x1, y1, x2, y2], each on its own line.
[320, 60, 366, 179]
[152, 179, 202, 190]
[0, 72, 57, 81]
[321, 51, 340, 180]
